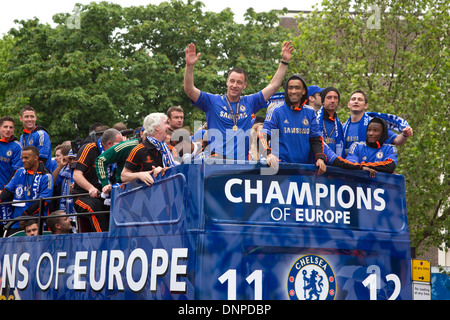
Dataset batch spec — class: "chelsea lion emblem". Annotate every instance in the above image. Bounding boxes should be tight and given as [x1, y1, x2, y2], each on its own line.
[287, 254, 336, 300]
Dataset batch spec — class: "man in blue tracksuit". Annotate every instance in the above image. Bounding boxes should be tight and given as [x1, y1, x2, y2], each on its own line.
[0, 146, 53, 233]
[19, 105, 53, 172]
[319, 143, 377, 177]
[0, 116, 23, 189]
[261, 74, 326, 173]
[345, 117, 398, 174]
[342, 90, 412, 156]
[0, 116, 23, 227]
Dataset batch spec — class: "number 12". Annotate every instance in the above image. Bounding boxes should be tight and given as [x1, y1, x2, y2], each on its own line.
[363, 272, 401, 300]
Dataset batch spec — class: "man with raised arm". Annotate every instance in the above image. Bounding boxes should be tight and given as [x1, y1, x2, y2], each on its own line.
[184, 41, 294, 161]
[343, 90, 413, 156]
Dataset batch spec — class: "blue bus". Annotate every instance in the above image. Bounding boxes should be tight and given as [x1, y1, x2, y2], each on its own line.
[0, 162, 412, 300]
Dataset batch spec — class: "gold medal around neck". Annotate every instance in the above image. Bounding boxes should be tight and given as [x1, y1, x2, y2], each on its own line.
[232, 125, 238, 132]
[325, 137, 330, 144]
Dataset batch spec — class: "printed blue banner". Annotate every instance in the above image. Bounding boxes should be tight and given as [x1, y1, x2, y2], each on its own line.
[205, 166, 406, 232]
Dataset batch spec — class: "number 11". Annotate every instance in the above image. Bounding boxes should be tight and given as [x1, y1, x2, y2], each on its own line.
[218, 269, 263, 300]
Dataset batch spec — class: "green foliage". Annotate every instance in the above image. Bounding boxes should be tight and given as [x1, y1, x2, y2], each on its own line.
[0, 35, 15, 105]
[290, 0, 449, 252]
[1, 0, 288, 142]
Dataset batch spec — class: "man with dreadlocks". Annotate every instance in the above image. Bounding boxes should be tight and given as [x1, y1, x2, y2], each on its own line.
[260, 74, 326, 173]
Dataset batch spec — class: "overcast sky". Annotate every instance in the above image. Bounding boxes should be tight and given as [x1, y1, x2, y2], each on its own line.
[1, 0, 322, 36]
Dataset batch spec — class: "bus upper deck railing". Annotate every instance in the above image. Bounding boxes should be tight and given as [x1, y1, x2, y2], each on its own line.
[0, 193, 110, 237]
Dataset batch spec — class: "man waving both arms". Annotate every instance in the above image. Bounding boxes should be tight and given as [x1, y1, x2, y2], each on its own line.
[184, 41, 294, 161]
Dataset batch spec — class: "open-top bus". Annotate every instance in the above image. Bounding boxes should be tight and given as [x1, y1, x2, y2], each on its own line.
[0, 162, 412, 300]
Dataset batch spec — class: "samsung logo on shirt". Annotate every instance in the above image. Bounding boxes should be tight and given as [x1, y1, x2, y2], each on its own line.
[284, 127, 310, 134]
[219, 111, 248, 120]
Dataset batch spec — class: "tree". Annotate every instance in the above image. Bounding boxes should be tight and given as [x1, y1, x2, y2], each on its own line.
[1, 0, 289, 144]
[0, 34, 15, 111]
[289, 0, 449, 253]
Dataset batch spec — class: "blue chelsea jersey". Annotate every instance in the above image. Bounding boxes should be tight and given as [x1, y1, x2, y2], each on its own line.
[20, 129, 53, 172]
[344, 118, 397, 151]
[262, 103, 322, 164]
[0, 139, 22, 189]
[346, 141, 398, 166]
[5, 168, 53, 219]
[194, 91, 266, 160]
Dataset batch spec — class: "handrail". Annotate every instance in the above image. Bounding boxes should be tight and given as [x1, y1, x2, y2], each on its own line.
[0, 193, 110, 237]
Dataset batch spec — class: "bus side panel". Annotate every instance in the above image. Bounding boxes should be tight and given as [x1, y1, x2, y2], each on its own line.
[0, 165, 198, 300]
[196, 164, 412, 300]
[0, 233, 108, 300]
[196, 228, 412, 300]
[0, 232, 195, 300]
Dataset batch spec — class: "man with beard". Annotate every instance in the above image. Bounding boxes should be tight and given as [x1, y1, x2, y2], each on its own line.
[47, 210, 73, 234]
[317, 87, 345, 157]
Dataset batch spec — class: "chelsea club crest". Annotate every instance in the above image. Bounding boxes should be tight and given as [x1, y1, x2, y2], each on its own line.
[287, 254, 336, 300]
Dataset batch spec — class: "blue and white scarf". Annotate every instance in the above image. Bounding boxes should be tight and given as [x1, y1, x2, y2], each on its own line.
[343, 112, 409, 145]
[366, 112, 409, 132]
[266, 92, 285, 110]
[343, 113, 370, 149]
[147, 136, 176, 168]
[58, 165, 73, 212]
[316, 107, 345, 157]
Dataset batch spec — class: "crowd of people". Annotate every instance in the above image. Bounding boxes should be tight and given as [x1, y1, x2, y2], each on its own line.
[0, 41, 413, 236]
